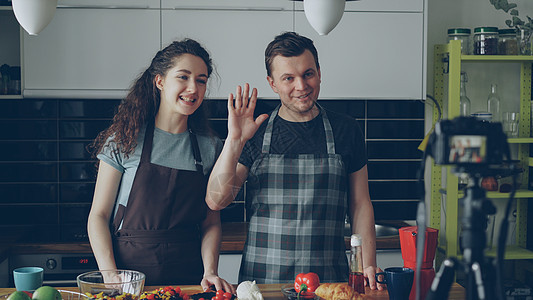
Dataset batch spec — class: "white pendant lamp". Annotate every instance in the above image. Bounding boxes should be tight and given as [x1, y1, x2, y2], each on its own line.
[303, 0, 346, 36]
[12, 0, 58, 35]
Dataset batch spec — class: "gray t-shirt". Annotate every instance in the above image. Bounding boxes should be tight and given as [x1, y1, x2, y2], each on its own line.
[97, 125, 223, 219]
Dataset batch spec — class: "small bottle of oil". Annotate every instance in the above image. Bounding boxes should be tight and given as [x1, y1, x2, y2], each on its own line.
[349, 234, 365, 294]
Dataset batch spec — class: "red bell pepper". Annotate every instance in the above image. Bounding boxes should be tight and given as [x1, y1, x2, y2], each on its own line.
[294, 272, 320, 299]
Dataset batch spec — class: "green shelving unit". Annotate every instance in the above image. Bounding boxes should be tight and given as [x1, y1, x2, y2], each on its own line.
[432, 40, 533, 276]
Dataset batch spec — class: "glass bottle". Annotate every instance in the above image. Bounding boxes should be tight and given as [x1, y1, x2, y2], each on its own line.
[349, 234, 365, 294]
[487, 84, 501, 122]
[460, 72, 471, 116]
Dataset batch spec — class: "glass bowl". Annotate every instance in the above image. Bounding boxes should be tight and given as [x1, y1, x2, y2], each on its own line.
[281, 284, 320, 300]
[77, 270, 145, 299]
[1, 290, 88, 300]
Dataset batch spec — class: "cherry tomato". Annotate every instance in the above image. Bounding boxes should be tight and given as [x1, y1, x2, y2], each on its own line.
[216, 290, 225, 297]
[223, 292, 232, 299]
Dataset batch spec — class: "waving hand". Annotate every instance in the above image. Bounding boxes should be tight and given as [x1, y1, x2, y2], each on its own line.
[227, 83, 269, 144]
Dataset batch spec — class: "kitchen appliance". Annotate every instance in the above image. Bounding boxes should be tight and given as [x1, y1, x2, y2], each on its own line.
[399, 226, 438, 300]
[9, 254, 97, 287]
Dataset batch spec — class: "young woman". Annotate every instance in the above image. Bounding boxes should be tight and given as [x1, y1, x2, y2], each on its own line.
[87, 39, 234, 293]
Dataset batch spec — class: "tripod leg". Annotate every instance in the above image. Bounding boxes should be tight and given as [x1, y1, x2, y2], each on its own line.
[425, 257, 459, 300]
[472, 262, 486, 300]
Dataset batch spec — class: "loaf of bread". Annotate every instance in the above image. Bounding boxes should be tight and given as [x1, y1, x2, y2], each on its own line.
[314, 283, 363, 300]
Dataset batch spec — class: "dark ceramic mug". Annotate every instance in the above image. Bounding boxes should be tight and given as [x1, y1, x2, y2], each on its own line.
[375, 267, 414, 300]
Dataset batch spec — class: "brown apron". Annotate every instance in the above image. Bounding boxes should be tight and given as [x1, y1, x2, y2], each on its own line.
[111, 122, 208, 285]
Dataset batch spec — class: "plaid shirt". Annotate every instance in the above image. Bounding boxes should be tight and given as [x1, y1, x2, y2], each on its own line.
[239, 105, 349, 283]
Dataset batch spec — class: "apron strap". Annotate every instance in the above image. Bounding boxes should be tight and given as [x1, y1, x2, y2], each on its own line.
[140, 121, 155, 163]
[262, 104, 336, 155]
[261, 106, 278, 154]
[188, 129, 204, 174]
[319, 104, 336, 155]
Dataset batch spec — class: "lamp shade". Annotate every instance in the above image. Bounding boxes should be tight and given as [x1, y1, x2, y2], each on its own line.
[303, 0, 346, 36]
[12, 0, 58, 35]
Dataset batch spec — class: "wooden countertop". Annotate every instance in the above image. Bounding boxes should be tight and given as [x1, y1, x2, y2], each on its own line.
[0, 283, 466, 299]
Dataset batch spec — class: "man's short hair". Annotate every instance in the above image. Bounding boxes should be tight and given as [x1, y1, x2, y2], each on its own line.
[265, 31, 320, 77]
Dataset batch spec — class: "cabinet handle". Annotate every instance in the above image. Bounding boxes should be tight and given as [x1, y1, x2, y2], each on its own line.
[57, 5, 150, 9]
[173, 6, 287, 11]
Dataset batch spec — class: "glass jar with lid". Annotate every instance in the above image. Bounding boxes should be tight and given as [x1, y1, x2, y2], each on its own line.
[448, 28, 471, 54]
[473, 27, 499, 55]
[498, 28, 518, 55]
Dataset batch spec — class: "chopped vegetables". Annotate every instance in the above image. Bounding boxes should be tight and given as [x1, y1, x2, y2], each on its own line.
[140, 287, 189, 300]
[84, 292, 137, 300]
[85, 286, 190, 300]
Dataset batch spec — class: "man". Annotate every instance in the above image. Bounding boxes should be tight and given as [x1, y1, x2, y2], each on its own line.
[207, 32, 382, 289]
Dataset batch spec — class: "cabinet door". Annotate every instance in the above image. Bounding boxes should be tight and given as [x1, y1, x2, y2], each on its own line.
[23, 8, 160, 98]
[162, 10, 292, 98]
[295, 11, 426, 99]
[293, 0, 423, 12]
[162, 0, 293, 10]
[58, 0, 159, 9]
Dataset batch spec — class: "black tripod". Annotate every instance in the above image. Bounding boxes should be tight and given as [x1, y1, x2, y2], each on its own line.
[426, 169, 500, 300]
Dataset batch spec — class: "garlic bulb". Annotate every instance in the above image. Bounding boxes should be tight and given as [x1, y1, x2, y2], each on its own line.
[236, 280, 263, 300]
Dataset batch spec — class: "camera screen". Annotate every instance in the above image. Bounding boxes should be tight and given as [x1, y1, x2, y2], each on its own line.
[448, 135, 487, 163]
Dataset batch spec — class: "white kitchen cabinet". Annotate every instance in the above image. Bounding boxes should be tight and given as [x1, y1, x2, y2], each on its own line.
[293, 0, 423, 12]
[162, 0, 293, 10]
[58, 0, 160, 9]
[294, 11, 426, 100]
[162, 9, 292, 98]
[22, 8, 160, 98]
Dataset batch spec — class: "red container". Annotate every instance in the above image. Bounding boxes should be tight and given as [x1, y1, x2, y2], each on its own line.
[399, 226, 439, 300]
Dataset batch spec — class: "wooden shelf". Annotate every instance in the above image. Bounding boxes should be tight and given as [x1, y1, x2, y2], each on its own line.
[432, 40, 533, 270]
[508, 138, 533, 144]
[458, 189, 533, 199]
[442, 245, 533, 261]
[460, 54, 533, 62]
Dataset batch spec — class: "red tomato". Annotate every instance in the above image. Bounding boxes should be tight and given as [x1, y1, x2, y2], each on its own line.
[223, 292, 232, 299]
[216, 290, 225, 297]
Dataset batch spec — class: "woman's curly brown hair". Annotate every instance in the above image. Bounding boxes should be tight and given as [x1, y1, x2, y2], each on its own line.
[88, 39, 214, 160]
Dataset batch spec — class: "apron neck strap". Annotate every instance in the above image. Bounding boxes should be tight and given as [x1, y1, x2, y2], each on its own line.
[262, 103, 336, 154]
[140, 122, 155, 163]
[188, 129, 204, 174]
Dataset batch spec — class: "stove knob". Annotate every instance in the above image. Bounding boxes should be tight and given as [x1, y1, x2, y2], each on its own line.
[46, 258, 57, 270]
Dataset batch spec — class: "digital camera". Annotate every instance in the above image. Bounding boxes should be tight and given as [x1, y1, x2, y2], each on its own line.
[428, 117, 507, 166]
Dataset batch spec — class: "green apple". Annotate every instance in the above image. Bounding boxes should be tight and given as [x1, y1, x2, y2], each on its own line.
[7, 291, 31, 300]
[32, 286, 61, 300]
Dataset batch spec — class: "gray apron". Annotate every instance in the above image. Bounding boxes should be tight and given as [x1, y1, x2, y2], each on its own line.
[239, 105, 349, 283]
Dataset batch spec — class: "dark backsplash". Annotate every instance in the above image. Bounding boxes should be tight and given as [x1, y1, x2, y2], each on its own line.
[0, 98, 424, 242]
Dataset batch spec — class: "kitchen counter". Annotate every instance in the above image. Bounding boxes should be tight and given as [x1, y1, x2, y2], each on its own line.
[3, 222, 401, 256]
[0, 283, 466, 299]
